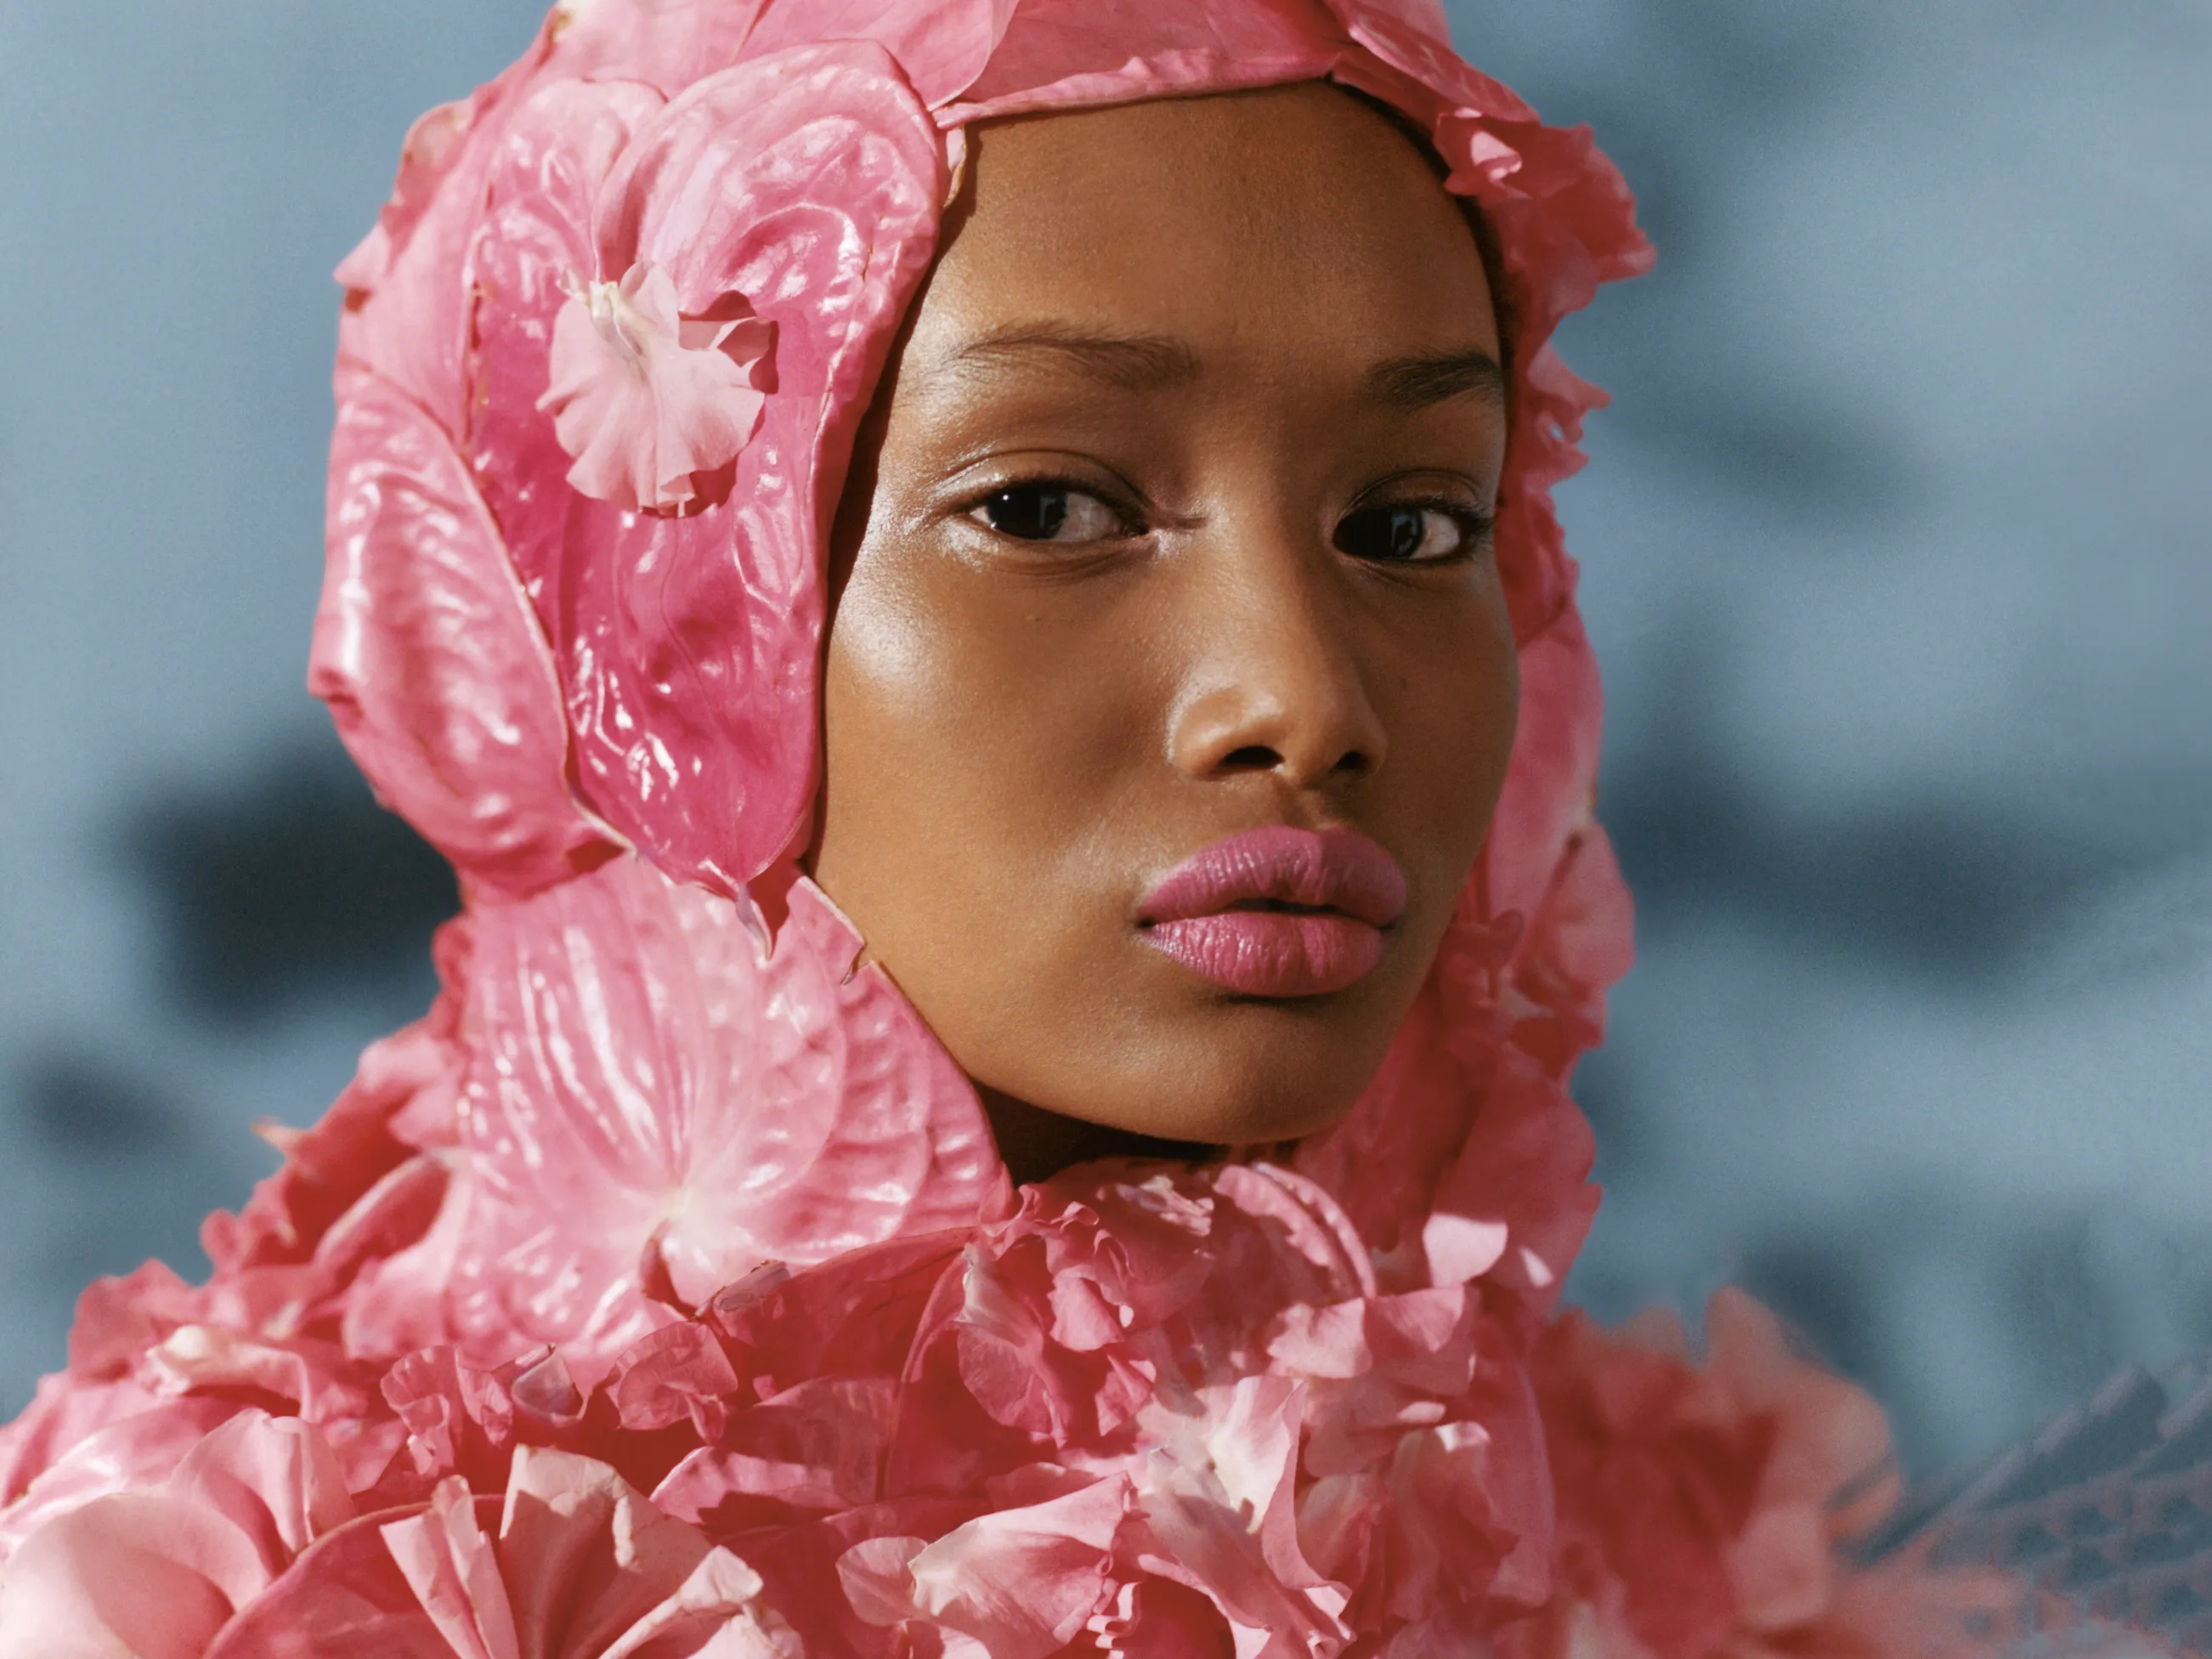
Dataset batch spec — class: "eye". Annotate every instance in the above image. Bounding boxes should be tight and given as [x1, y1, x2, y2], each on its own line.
[970, 482, 1127, 544]
[1332, 500, 1489, 564]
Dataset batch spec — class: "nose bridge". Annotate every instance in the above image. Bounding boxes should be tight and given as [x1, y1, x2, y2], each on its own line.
[1168, 518, 1387, 787]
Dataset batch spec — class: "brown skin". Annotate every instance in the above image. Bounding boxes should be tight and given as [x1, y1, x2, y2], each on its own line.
[811, 83, 1518, 1181]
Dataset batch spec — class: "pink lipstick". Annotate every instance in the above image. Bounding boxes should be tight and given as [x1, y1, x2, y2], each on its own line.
[1137, 825, 1407, 998]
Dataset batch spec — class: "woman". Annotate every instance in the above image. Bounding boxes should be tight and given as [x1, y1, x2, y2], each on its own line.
[0, 1, 2028, 1652]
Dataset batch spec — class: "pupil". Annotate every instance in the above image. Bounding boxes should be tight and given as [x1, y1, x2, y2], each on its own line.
[1338, 504, 1428, 561]
[988, 484, 1067, 541]
[1383, 507, 1423, 559]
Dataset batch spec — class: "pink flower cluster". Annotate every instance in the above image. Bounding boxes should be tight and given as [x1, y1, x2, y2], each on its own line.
[0, 1114, 1987, 1656]
[0, 0, 2015, 1652]
[1508, 1294, 2028, 1659]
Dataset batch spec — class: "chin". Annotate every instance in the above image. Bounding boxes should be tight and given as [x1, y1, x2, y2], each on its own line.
[1083, 1039, 1380, 1149]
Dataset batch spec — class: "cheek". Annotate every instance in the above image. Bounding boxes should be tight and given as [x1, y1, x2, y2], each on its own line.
[818, 554, 1157, 953]
[1378, 583, 1521, 903]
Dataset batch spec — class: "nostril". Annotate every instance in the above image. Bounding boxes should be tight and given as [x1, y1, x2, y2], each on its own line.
[1332, 748, 1372, 779]
[1220, 745, 1281, 773]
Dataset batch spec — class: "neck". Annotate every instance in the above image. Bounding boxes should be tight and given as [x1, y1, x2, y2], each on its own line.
[977, 1085, 1219, 1187]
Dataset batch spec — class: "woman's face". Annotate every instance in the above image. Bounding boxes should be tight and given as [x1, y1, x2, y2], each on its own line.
[812, 82, 1516, 1157]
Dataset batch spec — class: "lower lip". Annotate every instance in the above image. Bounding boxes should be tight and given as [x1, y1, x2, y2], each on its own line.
[1145, 911, 1385, 998]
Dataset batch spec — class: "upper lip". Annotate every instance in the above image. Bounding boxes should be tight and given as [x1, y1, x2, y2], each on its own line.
[1138, 825, 1407, 929]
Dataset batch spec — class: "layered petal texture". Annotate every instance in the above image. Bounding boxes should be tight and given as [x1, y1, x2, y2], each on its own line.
[465, 46, 945, 895]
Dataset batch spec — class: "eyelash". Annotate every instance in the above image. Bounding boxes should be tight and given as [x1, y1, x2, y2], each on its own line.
[959, 475, 1145, 539]
[1372, 494, 1498, 563]
[957, 477, 1496, 563]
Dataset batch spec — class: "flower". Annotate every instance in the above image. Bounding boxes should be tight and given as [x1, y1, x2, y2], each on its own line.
[1503, 1291, 2017, 1659]
[0, 1413, 354, 1659]
[0, 1411, 793, 1659]
[376, 855, 1009, 1384]
[538, 263, 775, 516]
[839, 1473, 1132, 1659]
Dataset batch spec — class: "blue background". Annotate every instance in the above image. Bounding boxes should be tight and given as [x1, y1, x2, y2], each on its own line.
[1, 0, 2205, 1478]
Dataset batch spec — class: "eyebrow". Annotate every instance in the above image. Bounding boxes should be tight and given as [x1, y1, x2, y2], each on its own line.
[944, 325, 1506, 411]
[1365, 348, 1508, 411]
[948, 324, 1203, 392]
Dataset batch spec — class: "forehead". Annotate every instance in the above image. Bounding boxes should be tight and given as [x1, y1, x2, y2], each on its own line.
[916, 83, 1499, 367]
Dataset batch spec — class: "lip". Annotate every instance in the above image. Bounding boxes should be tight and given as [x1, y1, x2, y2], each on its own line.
[1137, 825, 1408, 998]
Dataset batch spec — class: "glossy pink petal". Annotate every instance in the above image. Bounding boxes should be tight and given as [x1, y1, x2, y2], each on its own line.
[469, 45, 944, 895]
[314, 368, 622, 897]
[540, 1, 762, 96]
[436, 855, 1005, 1379]
[1325, 0, 1454, 48]
[738, 0, 1015, 108]
[336, 37, 556, 435]
[948, 0, 1338, 122]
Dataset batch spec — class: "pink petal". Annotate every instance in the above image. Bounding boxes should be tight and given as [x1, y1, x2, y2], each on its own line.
[469, 45, 944, 895]
[382, 1476, 520, 1659]
[314, 368, 621, 896]
[648, 1374, 897, 1529]
[436, 856, 1004, 1380]
[0, 1396, 236, 1567]
[738, 0, 1015, 108]
[538, 263, 772, 516]
[838, 1475, 1130, 1659]
[1724, 1501, 1832, 1633]
[205, 1498, 495, 1659]
[0, 1413, 355, 1659]
[336, 46, 552, 435]
[948, 0, 1336, 121]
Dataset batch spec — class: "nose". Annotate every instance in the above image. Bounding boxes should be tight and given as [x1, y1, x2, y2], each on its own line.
[1167, 549, 1388, 790]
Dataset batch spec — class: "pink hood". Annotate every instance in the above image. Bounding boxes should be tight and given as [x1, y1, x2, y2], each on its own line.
[305, 0, 1650, 1375]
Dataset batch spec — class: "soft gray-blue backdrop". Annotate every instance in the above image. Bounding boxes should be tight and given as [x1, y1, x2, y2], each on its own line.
[2, 0, 2206, 1477]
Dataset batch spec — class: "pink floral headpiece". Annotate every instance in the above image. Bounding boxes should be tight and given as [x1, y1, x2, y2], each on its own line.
[300, 0, 1653, 1377]
[0, 8, 2017, 1656]
[320, 0, 1648, 901]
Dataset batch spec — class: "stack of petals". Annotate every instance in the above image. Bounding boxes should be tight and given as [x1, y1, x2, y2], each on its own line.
[0, 1131, 1994, 1657]
[0, 0, 2022, 1653]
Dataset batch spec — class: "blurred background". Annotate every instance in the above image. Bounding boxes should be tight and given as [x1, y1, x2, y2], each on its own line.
[0, 0, 2204, 1480]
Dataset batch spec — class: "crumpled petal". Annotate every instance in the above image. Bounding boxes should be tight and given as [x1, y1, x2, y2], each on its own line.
[1513, 1290, 2017, 1659]
[838, 1474, 1130, 1659]
[538, 263, 773, 515]
[1127, 1377, 1350, 1656]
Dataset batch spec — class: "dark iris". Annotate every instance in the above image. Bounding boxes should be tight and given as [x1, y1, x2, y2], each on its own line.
[1334, 503, 1431, 562]
[982, 483, 1069, 541]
